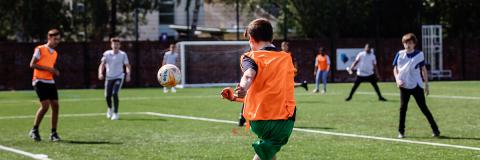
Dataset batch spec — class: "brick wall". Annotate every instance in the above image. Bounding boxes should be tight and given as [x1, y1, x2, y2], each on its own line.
[0, 39, 478, 90]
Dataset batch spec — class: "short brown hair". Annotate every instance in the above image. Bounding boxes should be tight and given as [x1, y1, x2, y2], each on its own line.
[402, 33, 417, 44]
[244, 18, 273, 42]
[47, 29, 60, 37]
[110, 37, 121, 42]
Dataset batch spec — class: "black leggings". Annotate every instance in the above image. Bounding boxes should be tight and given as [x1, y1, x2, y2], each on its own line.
[398, 86, 439, 134]
[105, 79, 123, 113]
[347, 74, 384, 99]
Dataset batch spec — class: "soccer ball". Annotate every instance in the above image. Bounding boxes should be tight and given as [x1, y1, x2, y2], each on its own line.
[157, 64, 181, 87]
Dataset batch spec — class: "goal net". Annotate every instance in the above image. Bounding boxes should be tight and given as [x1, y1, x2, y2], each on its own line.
[176, 41, 250, 88]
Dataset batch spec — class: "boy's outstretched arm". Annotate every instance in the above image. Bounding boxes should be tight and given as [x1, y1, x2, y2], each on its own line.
[236, 68, 257, 97]
[220, 68, 256, 103]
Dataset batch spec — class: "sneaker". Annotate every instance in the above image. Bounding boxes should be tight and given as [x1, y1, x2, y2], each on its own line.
[321, 90, 326, 95]
[238, 116, 246, 127]
[379, 97, 387, 101]
[29, 129, 41, 141]
[163, 87, 168, 93]
[50, 132, 61, 142]
[345, 97, 352, 101]
[171, 87, 176, 93]
[312, 89, 319, 93]
[111, 113, 119, 120]
[398, 133, 405, 139]
[432, 130, 441, 137]
[301, 81, 308, 91]
[106, 108, 112, 119]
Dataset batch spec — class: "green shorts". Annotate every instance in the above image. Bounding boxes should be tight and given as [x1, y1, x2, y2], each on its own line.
[250, 120, 295, 160]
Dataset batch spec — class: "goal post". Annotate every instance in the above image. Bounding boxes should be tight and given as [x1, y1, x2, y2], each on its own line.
[176, 41, 250, 88]
[421, 25, 452, 79]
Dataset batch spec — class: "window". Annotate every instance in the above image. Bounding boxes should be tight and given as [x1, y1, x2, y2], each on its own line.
[159, 0, 175, 24]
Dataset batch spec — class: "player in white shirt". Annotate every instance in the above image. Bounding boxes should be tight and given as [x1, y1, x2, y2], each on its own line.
[393, 33, 440, 138]
[162, 44, 178, 93]
[345, 43, 386, 101]
[98, 37, 131, 120]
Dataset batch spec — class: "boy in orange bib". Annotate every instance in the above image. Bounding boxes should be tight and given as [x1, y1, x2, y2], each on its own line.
[28, 29, 62, 142]
[222, 18, 296, 160]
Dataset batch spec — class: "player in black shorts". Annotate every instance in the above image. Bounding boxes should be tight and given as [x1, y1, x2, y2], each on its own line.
[28, 29, 62, 141]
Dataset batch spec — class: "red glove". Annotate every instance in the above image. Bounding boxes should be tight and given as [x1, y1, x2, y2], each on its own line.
[221, 87, 235, 101]
[220, 87, 245, 102]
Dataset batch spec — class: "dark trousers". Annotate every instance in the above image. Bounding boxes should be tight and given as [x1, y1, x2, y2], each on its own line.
[347, 74, 384, 99]
[105, 79, 123, 113]
[398, 86, 439, 134]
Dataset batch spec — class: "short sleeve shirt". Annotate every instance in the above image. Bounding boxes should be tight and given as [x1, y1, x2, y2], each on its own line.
[101, 50, 129, 80]
[392, 50, 425, 89]
[163, 51, 178, 65]
[355, 51, 377, 76]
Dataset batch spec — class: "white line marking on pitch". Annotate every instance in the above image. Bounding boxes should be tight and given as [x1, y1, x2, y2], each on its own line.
[0, 112, 140, 120]
[1, 91, 479, 104]
[0, 95, 220, 104]
[0, 112, 143, 159]
[0, 145, 51, 160]
[1, 112, 480, 153]
[356, 91, 480, 100]
[141, 112, 480, 152]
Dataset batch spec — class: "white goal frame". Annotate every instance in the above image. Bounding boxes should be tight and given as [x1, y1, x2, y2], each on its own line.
[422, 25, 452, 79]
[176, 41, 249, 88]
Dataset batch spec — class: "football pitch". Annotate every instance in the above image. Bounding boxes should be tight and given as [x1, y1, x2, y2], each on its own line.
[0, 81, 479, 160]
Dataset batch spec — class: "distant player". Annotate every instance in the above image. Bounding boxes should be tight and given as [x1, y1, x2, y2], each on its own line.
[98, 37, 131, 120]
[281, 41, 308, 91]
[345, 43, 387, 101]
[393, 33, 440, 138]
[28, 29, 62, 141]
[313, 47, 330, 94]
[221, 18, 296, 160]
[162, 43, 178, 93]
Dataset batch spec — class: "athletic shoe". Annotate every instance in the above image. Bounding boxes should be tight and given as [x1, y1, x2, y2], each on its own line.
[432, 130, 441, 137]
[321, 90, 326, 95]
[312, 89, 319, 93]
[163, 87, 168, 93]
[398, 133, 405, 139]
[29, 129, 41, 141]
[345, 97, 352, 101]
[379, 97, 387, 101]
[301, 81, 308, 91]
[238, 116, 246, 127]
[106, 108, 112, 119]
[171, 87, 176, 93]
[50, 132, 61, 142]
[111, 113, 119, 120]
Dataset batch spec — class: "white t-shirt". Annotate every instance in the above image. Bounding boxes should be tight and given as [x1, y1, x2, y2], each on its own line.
[393, 50, 425, 89]
[163, 51, 178, 65]
[101, 50, 129, 80]
[355, 51, 376, 76]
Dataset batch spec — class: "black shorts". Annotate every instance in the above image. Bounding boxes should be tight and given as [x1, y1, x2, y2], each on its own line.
[34, 81, 58, 101]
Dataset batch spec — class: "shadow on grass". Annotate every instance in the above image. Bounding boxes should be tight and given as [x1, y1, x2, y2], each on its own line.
[62, 140, 122, 145]
[120, 118, 167, 122]
[294, 126, 335, 130]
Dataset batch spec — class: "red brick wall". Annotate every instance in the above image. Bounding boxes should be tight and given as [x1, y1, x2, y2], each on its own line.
[0, 39, 478, 90]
